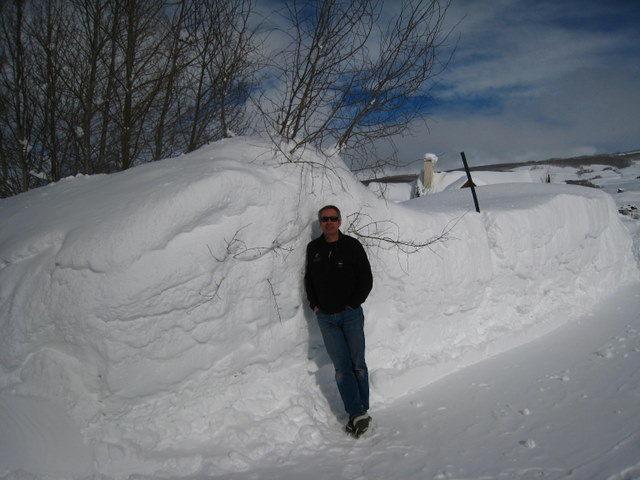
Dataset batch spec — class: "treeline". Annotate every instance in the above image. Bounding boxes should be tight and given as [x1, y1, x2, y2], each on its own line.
[0, 0, 451, 198]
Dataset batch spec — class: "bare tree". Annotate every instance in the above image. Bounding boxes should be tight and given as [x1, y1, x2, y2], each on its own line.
[28, 0, 77, 183]
[263, 0, 376, 151]
[211, 0, 259, 140]
[113, 0, 171, 170]
[62, 0, 115, 174]
[150, 0, 191, 160]
[0, 0, 38, 196]
[336, 0, 452, 169]
[263, 0, 452, 170]
[0, 0, 264, 196]
[180, 0, 260, 153]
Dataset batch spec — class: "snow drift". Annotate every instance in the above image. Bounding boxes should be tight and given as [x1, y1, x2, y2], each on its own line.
[0, 137, 637, 478]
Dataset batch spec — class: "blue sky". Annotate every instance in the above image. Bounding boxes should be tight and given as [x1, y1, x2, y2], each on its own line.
[399, 0, 640, 169]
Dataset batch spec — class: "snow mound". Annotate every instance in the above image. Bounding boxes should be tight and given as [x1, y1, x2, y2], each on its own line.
[430, 169, 539, 192]
[0, 136, 638, 478]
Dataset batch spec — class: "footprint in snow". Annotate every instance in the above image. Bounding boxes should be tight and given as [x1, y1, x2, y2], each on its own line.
[594, 345, 615, 358]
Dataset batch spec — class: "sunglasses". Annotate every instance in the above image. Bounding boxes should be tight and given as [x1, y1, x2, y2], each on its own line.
[320, 216, 340, 223]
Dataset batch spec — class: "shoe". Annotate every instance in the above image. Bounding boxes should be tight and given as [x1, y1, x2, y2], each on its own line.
[345, 419, 355, 434]
[346, 413, 371, 438]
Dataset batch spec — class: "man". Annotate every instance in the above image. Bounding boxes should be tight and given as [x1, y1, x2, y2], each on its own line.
[304, 205, 374, 438]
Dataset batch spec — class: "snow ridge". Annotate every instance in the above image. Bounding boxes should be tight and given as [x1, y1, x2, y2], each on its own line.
[0, 137, 638, 478]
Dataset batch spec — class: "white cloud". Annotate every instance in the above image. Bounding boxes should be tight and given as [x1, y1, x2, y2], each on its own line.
[395, 0, 640, 169]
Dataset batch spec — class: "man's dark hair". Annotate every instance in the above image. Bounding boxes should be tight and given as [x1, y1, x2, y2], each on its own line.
[318, 205, 341, 220]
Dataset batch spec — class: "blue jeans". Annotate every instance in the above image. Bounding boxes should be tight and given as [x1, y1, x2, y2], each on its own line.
[316, 306, 369, 418]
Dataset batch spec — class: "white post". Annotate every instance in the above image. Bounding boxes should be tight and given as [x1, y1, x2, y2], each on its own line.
[422, 154, 438, 189]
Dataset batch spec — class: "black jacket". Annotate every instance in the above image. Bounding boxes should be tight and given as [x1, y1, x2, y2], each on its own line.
[304, 232, 373, 314]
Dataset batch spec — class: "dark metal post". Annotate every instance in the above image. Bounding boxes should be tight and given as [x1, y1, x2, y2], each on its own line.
[460, 151, 480, 213]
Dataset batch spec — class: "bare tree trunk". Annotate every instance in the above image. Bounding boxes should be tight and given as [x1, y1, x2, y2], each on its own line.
[114, 0, 168, 170]
[97, 1, 121, 173]
[185, 63, 208, 153]
[119, 0, 137, 170]
[65, 0, 113, 175]
[152, 0, 190, 160]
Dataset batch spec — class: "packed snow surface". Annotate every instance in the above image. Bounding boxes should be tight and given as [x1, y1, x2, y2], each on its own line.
[0, 137, 639, 479]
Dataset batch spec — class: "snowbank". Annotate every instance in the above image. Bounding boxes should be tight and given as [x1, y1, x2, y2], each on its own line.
[366, 181, 415, 202]
[0, 137, 637, 479]
[429, 168, 540, 192]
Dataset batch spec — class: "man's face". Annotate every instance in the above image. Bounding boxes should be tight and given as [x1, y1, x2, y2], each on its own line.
[319, 208, 341, 237]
